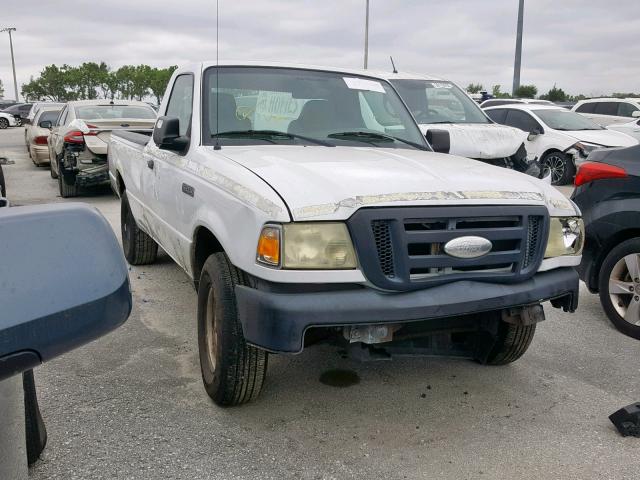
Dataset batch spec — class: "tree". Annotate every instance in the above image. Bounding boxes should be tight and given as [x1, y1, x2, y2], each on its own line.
[492, 85, 511, 99]
[466, 83, 484, 94]
[148, 66, 177, 104]
[0, 79, 4, 98]
[514, 84, 537, 98]
[539, 84, 567, 102]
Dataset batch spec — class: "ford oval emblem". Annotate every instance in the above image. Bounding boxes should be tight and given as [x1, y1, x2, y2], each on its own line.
[444, 236, 492, 259]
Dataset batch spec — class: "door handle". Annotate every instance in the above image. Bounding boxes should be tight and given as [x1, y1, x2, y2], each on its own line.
[147, 159, 154, 169]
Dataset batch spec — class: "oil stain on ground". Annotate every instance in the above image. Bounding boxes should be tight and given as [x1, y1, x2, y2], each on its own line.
[319, 369, 360, 388]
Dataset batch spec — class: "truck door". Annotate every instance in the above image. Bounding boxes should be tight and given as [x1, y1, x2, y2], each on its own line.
[141, 73, 194, 270]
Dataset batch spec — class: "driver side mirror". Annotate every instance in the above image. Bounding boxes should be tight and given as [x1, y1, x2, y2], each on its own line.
[153, 116, 189, 153]
[39, 120, 52, 129]
[528, 128, 543, 140]
[426, 129, 450, 154]
[632, 111, 640, 118]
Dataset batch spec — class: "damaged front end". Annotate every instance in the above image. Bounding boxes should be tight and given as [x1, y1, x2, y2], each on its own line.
[476, 143, 543, 178]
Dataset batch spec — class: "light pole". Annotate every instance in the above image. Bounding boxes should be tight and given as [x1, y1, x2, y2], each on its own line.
[0, 27, 18, 101]
[363, 0, 369, 69]
[512, 0, 524, 96]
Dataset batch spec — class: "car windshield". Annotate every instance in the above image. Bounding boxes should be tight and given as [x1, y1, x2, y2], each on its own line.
[534, 109, 604, 131]
[202, 67, 428, 149]
[75, 105, 156, 120]
[390, 79, 490, 124]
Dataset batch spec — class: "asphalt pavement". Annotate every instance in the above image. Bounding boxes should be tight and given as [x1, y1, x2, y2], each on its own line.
[2, 127, 639, 480]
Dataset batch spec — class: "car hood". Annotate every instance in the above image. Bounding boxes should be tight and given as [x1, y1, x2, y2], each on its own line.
[213, 145, 575, 221]
[418, 123, 527, 159]
[564, 129, 639, 147]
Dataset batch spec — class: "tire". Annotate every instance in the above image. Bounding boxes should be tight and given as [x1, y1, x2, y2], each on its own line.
[598, 238, 640, 340]
[0, 164, 6, 198]
[477, 320, 536, 365]
[50, 154, 58, 178]
[120, 192, 158, 265]
[58, 168, 78, 198]
[0, 118, 8, 129]
[197, 252, 268, 406]
[23, 370, 47, 465]
[541, 151, 575, 186]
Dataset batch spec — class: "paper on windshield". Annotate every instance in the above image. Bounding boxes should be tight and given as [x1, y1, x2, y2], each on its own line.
[343, 77, 385, 93]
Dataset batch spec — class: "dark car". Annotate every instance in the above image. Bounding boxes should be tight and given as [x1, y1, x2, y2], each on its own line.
[0, 100, 19, 110]
[1, 103, 33, 125]
[572, 145, 640, 339]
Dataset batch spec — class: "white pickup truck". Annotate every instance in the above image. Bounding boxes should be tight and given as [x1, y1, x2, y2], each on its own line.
[109, 62, 583, 406]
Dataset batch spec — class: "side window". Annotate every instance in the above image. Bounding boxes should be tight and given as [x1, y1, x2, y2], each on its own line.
[618, 102, 639, 118]
[575, 103, 596, 114]
[504, 110, 541, 133]
[594, 102, 619, 116]
[56, 107, 67, 126]
[165, 74, 194, 136]
[485, 109, 507, 124]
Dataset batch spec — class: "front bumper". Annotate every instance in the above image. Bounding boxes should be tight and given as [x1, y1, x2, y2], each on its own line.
[236, 267, 579, 353]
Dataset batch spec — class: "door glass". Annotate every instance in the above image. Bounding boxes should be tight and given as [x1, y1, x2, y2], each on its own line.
[165, 75, 194, 136]
[618, 102, 639, 118]
[594, 102, 619, 116]
[485, 109, 507, 124]
[575, 103, 596, 114]
[504, 110, 540, 132]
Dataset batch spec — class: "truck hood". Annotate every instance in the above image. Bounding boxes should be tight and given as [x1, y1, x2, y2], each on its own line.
[418, 123, 527, 159]
[214, 146, 575, 221]
[563, 129, 639, 148]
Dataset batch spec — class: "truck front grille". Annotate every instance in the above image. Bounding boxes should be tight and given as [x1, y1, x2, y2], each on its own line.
[348, 206, 548, 292]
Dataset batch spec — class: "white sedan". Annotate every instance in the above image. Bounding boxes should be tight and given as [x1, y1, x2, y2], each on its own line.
[0, 112, 19, 129]
[485, 104, 638, 185]
[608, 118, 640, 141]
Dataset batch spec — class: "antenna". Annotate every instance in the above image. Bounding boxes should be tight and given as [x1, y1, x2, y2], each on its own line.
[213, 0, 221, 150]
[390, 56, 398, 74]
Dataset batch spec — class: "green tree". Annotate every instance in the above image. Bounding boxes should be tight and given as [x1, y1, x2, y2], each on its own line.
[0, 79, 4, 98]
[148, 66, 177, 104]
[514, 84, 538, 98]
[491, 85, 511, 99]
[540, 84, 567, 102]
[466, 83, 484, 94]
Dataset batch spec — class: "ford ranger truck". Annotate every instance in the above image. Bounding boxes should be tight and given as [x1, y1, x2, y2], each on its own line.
[108, 62, 583, 407]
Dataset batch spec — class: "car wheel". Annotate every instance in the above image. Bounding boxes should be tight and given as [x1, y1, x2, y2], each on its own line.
[0, 164, 6, 198]
[197, 252, 268, 406]
[475, 317, 536, 365]
[598, 238, 640, 340]
[120, 192, 158, 265]
[0, 118, 8, 129]
[57, 168, 78, 198]
[541, 151, 575, 186]
[23, 370, 47, 465]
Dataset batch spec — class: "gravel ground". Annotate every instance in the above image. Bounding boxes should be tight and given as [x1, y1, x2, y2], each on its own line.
[1, 127, 639, 480]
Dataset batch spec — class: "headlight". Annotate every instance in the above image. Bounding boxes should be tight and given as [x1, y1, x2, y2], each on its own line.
[544, 217, 584, 258]
[574, 142, 602, 157]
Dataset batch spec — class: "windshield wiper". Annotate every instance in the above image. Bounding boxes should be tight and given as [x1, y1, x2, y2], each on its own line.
[212, 130, 334, 147]
[327, 131, 427, 150]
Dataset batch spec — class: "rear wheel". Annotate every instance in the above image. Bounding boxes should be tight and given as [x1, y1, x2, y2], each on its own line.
[541, 151, 575, 186]
[120, 192, 158, 265]
[58, 167, 78, 198]
[598, 238, 640, 340]
[197, 252, 268, 406]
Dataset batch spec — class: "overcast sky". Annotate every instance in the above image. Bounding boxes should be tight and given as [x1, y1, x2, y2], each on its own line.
[1, 0, 638, 101]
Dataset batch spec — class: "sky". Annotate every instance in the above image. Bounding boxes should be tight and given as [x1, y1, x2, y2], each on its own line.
[0, 0, 639, 101]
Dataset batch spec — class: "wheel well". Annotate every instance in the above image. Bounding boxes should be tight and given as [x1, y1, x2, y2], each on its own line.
[590, 228, 640, 291]
[116, 171, 125, 195]
[540, 148, 564, 160]
[192, 227, 224, 287]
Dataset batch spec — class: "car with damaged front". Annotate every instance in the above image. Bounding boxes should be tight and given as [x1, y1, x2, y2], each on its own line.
[109, 62, 584, 407]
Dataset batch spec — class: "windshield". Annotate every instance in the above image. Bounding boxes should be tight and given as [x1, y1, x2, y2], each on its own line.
[202, 67, 427, 149]
[390, 79, 490, 125]
[533, 109, 604, 131]
[75, 105, 156, 120]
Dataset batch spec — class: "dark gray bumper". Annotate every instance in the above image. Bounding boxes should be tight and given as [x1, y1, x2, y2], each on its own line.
[235, 267, 579, 354]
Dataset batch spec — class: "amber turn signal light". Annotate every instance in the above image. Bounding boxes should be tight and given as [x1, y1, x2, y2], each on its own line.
[256, 226, 281, 267]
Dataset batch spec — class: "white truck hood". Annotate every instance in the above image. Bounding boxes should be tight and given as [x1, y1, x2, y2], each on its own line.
[418, 123, 527, 159]
[214, 145, 575, 221]
[564, 129, 638, 148]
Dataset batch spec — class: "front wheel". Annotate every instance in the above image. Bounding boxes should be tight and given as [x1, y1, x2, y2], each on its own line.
[541, 151, 575, 186]
[197, 253, 268, 406]
[598, 238, 640, 340]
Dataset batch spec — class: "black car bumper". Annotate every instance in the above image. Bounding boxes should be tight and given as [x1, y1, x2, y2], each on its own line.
[235, 267, 579, 354]
[75, 165, 109, 187]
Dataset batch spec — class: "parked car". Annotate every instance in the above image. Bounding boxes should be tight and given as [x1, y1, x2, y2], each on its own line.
[46, 100, 156, 197]
[25, 108, 61, 166]
[1, 103, 33, 126]
[23, 101, 64, 126]
[110, 62, 583, 407]
[572, 145, 640, 339]
[572, 98, 640, 126]
[484, 104, 638, 185]
[381, 72, 539, 176]
[0, 111, 19, 129]
[480, 98, 555, 108]
[608, 117, 640, 141]
[0, 99, 18, 110]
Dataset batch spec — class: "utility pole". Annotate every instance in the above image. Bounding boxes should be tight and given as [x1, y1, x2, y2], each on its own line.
[512, 0, 524, 96]
[364, 0, 369, 69]
[1, 28, 18, 101]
